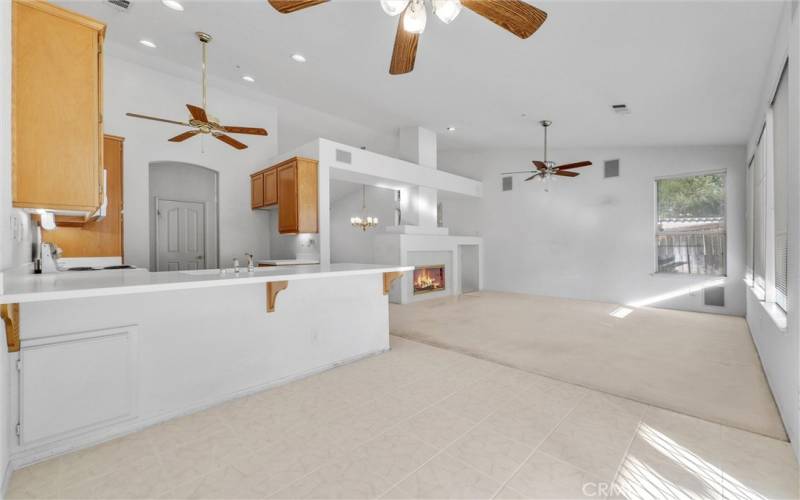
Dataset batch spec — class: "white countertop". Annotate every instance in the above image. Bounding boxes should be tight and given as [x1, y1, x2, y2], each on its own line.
[0, 263, 412, 304]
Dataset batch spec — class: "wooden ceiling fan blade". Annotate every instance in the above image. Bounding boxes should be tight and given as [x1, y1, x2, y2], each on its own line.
[525, 173, 540, 181]
[267, 0, 328, 13]
[461, 0, 547, 39]
[556, 161, 592, 170]
[126, 113, 189, 127]
[554, 171, 579, 177]
[389, 13, 419, 75]
[533, 160, 547, 170]
[502, 170, 537, 175]
[186, 104, 209, 123]
[168, 130, 200, 142]
[223, 126, 269, 136]
[215, 134, 248, 150]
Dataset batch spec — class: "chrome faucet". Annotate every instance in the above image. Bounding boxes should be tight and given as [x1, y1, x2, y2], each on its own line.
[245, 253, 255, 272]
[233, 258, 240, 274]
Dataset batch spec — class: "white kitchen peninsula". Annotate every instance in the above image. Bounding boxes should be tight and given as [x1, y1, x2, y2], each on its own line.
[0, 264, 410, 466]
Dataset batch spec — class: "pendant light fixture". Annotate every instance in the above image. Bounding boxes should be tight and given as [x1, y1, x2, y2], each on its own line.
[351, 185, 379, 231]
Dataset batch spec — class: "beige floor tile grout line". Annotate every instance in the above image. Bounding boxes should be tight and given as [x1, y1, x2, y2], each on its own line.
[487, 391, 590, 499]
[372, 390, 523, 498]
[605, 416, 646, 497]
[267, 356, 502, 498]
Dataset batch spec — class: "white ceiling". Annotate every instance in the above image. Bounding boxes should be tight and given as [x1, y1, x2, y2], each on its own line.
[59, 0, 786, 150]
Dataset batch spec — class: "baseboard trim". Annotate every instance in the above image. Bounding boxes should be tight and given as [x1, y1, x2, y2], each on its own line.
[1, 455, 12, 497]
[10, 346, 390, 470]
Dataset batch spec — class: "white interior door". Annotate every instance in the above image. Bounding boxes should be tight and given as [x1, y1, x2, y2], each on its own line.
[156, 199, 206, 271]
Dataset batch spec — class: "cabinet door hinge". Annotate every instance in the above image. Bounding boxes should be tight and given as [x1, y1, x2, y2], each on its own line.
[16, 359, 21, 372]
[15, 423, 21, 437]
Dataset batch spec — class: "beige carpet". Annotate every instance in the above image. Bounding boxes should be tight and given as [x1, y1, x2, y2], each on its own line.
[390, 291, 787, 441]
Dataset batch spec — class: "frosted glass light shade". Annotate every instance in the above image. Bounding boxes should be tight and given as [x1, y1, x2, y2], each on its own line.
[433, 0, 461, 24]
[380, 0, 409, 16]
[403, 0, 427, 33]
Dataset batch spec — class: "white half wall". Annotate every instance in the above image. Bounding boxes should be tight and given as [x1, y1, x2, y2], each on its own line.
[439, 145, 747, 316]
[12, 273, 390, 466]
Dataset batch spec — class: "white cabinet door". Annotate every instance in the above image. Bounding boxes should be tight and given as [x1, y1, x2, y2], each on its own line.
[19, 327, 137, 446]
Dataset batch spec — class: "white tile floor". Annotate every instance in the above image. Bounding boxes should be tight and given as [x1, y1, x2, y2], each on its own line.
[7, 337, 799, 499]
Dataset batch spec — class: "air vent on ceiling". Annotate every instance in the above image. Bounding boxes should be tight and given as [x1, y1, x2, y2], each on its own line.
[502, 176, 513, 191]
[611, 104, 631, 115]
[604, 159, 620, 178]
[704, 286, 725, 307]
[106, 0, 131, 10]
[335, 149, 352, 164]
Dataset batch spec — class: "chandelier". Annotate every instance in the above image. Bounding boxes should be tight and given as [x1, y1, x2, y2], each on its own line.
[351, 185, 379, 231]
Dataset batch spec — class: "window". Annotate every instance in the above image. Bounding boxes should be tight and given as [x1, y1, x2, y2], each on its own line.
[656, 173, 726, 276]
[772, 65, 788, 310]
[744, 59, 789, 319]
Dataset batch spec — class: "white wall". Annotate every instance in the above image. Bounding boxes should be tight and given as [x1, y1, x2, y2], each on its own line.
[330, 184, 397, 264]
[0, 0, 15, 492]
[103, 54, 277, 269]
[439, 145, 747, 316]
[744, 2, 800, 457]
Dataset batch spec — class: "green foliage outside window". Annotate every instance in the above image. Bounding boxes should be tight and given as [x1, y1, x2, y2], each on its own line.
[657, 174, 725, 220]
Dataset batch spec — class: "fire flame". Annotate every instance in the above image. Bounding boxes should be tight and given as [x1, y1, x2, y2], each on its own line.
[414, 267, 444, 292]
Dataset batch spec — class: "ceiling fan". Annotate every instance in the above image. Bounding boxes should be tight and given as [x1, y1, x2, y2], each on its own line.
[267, 0, 548, 75]
[502, 120, 592, 188]
[125, 32, 268, 150]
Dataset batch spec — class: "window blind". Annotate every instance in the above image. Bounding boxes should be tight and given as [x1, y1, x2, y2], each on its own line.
[745, 157, 754, 283]
[753, 128, 767, 294]
[772, 64, 788, 310]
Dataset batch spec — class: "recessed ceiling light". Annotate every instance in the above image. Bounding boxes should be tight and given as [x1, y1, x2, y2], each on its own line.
[161, 0, 184, 11]
[446, 126, 456, 132]
[242, 75, 255, 83]
[139, 39, 157, 48]
[291, 53, 307, 63]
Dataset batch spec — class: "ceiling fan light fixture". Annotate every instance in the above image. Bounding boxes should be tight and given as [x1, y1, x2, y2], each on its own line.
[380, 0, 410, 16]
[161, 0, 184, 11]
[433, 0, 461, 24]
[403, 0, 427, 34]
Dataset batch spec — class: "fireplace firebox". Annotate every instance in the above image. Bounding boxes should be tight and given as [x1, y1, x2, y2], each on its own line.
[413, 265, 445, 295]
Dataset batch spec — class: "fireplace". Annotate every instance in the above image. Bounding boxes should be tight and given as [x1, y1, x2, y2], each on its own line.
[413, 265, 445, 295]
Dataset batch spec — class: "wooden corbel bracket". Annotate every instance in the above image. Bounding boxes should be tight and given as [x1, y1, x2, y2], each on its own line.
[266, 281, 289, 313]
[1, 304, 20, 353]
[383, 272, 403, 296]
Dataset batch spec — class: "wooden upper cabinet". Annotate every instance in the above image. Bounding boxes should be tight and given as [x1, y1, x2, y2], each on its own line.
[12, 0, 106, 213]
[263, 168, 277, 206]
[276, 157, 318, 234]
[43, 135, 125, 257]
[250, 157, 316, 233]
[251, 172, 264, 209]
[250, 168, 277, 209]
